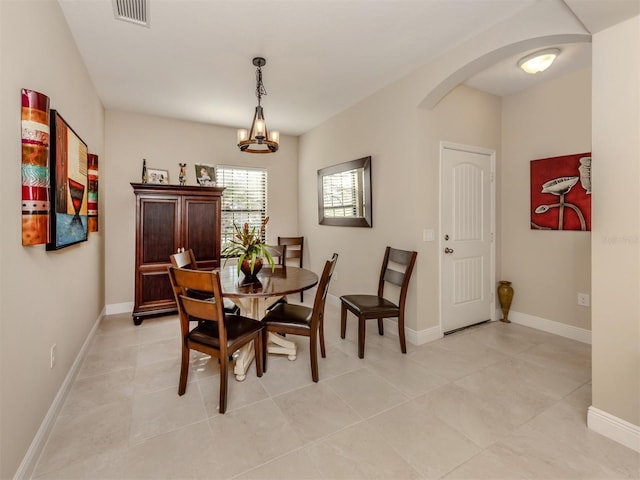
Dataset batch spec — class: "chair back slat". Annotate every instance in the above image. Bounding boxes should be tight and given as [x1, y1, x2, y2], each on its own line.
[378, 246, 418, 299]
[179, 295, 224, 325]
[388, 248, 414, 265]
[311, 253, 339, 327]
[170, 249, 198, 269]
[383, 268, 405, 286]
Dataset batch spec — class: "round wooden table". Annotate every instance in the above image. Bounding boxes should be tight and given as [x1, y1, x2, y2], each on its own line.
[218, 264, 319, 380]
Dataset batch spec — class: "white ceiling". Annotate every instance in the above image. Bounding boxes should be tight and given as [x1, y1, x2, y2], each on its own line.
[57, 0, 639, 136]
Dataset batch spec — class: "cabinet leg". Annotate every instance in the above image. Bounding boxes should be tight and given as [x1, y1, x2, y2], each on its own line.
[133, 316, 143, 326]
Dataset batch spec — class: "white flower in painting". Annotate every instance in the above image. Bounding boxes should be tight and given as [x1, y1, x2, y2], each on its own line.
[579, 157, 591, 194]
[541, 176, 579, 195]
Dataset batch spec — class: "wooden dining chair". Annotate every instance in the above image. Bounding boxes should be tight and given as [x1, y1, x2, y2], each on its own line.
[340, 246, 417, 358]
[278, 236, 304, 300]
[261, 253, 338, 382]
[168, 266, 264, 414]
[169, 249, 240, 314]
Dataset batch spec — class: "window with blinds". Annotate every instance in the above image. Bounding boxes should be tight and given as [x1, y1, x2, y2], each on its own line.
[216, 166, 267, 253]
[322, 169, 361, 217]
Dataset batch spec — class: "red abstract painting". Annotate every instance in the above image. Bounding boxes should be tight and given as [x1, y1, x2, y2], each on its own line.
[530, 153, 591, 231]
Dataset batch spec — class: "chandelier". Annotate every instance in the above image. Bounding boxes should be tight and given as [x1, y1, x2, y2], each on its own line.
[237, 57, 279, 153]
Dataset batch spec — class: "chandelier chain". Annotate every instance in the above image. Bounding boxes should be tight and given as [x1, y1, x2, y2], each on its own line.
[255, 66, 267, 105]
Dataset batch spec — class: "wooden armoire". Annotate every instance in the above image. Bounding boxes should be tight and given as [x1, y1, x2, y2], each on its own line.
[131, 183, 224, 324]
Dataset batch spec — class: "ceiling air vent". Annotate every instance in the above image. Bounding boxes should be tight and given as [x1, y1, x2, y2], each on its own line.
[113, 0, 149, 27]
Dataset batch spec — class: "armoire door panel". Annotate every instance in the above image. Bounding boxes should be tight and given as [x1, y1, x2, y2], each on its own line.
[141, 199, 179, 264]
[139, 270, 174, 305]
[183, 196, 221, 267]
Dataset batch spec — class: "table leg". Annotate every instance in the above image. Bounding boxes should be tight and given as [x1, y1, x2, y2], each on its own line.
[267, 332, 297, 360]
[229, 296, 298, 381]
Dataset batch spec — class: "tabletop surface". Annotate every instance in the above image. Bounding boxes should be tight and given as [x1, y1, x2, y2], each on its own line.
[218, 264, 318, 298]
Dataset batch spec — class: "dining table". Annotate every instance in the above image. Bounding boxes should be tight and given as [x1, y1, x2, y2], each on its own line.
[218, 264, 319, 381]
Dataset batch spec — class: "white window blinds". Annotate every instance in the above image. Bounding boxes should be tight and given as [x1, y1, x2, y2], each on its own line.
[216, 166, 267, 252]
[322, 168, 361, 217]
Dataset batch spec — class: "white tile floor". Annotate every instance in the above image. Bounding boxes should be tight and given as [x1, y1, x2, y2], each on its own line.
[32, 301, 639, 479]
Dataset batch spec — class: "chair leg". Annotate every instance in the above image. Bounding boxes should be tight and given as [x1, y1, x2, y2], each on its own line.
[254, 334, 263, 377]
[358, 316, 366, 359]
[377, 318, 384, 335]
[178, 344, 189, 395]
[319, 317, 326, 358]
[310, 333, 319, 382]
[219, 355, 228, 414]
[340, 304, 347, 339]
[398, 313, 407, 354]
[262, 328, 269, 373]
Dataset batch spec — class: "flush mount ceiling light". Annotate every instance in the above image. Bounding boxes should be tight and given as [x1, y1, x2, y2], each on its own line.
[237, 57, 279, 154]
[518, 48, 560, 74]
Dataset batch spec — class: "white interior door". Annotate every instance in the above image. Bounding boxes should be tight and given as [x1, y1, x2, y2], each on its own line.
[440, 142, 495, 333]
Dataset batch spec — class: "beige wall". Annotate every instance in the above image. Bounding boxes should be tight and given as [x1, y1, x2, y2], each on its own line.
[104, 110, 299, 308]
[501, 68, 592, 330]
[0, 1, 105, 477]
[299, 75, 501, 337]
[591, 15, 640, 426]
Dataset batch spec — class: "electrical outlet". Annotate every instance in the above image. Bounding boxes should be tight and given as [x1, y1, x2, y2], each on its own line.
[50, 344, 56, 369]
[577, 293, 590, 307]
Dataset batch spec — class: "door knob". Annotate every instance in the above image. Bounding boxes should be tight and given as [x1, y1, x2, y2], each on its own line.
[444, 247, 454, 254]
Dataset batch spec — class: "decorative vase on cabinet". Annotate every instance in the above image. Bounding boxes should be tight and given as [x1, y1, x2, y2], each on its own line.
[497, 281, 514, 323]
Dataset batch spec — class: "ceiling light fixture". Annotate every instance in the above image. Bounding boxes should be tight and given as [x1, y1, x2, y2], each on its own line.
[518, 48, 560, 74]
[237, 57, 279, 154]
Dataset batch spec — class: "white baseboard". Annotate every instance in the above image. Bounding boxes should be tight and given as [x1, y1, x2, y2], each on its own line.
[14, 314, 103, 480]
[105, 301, 134, 315]
[507, 310, 592, 344]
[588, 406, 640, 453]
[385, 319, 444, 345]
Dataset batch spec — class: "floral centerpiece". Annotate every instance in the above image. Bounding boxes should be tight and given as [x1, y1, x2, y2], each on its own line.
[221, 216, 276, 278]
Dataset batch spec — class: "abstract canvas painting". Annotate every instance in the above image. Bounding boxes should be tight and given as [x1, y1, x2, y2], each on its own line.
[21, 88, 51, 246]
[88, 153, 98, 232]
[530, 152, 591, 231]
[47, 110, 89, 250]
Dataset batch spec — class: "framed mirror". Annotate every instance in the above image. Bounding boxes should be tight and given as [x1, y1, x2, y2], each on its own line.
[318, 156, 372, 227]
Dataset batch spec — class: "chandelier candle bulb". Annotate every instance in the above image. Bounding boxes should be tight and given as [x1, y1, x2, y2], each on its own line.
[237, 129, 248, 143]
[255, 119, 265, 138]
[269, 131, 279, 143]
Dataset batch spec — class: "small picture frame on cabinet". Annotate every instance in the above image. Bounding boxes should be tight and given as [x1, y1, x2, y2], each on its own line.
[195, 164, 216, 186]
[146, 168, 169, 185]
